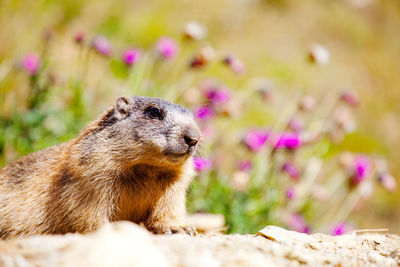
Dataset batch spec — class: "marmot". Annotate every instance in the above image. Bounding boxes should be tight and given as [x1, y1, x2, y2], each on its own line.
[0, 96, 201, 239]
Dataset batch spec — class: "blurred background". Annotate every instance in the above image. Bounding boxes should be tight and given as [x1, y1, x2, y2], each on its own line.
[0, 0, 399, 234]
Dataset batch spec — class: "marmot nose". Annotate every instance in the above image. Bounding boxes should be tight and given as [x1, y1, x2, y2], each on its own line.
[184, 135, 199, 147]
[183, 125, 200, 147]
[183, 127, 200, 147]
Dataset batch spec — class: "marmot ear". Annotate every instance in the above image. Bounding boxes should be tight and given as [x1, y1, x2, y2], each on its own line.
[115, 96, 132, 120]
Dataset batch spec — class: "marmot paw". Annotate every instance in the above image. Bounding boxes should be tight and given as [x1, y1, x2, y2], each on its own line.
[150, 224, 197, 236]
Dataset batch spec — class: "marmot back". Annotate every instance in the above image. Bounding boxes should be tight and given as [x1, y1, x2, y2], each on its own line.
[0, 96, 200, 239]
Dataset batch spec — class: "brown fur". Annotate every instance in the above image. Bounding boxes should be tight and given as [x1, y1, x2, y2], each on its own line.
[0, 96, 200, 239]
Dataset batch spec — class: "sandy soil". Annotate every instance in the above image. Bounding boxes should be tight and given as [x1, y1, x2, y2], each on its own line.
[0, 222, 399, 267]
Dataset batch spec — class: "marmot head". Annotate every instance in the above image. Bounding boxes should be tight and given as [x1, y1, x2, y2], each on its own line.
[86, 96, 200, 167]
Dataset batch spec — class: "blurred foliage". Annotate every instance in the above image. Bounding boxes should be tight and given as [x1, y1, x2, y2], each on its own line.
[0, 0, 399, 234]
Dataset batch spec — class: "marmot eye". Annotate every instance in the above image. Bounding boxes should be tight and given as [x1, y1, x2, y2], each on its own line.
[145, 106, 164, 120]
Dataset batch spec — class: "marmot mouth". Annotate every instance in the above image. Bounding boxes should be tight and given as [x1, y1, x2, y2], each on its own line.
[163, 152, 189, 158]
[163, 145, 196, 158]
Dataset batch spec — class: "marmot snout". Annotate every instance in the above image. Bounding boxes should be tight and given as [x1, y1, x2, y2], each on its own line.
[0, 96, 200, 239]
[94, 96, 200, 166]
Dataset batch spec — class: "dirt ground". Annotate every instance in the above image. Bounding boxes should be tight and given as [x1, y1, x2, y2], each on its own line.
[0, 222, 399, 267]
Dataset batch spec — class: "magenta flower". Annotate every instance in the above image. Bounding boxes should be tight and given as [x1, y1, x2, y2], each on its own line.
[22, 53, 40, 75]
[194, 105, 214, 121]
[288, 117, 305, 133]
[243, 129, 269, 152]
[156, 37, 178, 59]
[289, 214, 310, 234]
[204, 86, 231, 106]
[331, 222, 350, 236]
[274, 132, 302, 150]
[352, 155, 370, 184]
[92, 35, 112, 57]
[238, 160, 252, 172]
[193, 157, 212, 172]
[282, 162, 300, 180]
[286, 186, 296, 199]
[122, 49, 140, 66]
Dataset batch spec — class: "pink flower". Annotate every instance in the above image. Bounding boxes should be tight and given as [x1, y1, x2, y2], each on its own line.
[193, 157, 212, 172]
[92, 35, 112, 57]
[74, 31, 85, 44]
[298, 96, 317, 111]
[204, 86, 231, 106]
[331, 222, 350, 236]
[286, 186, 296, 199]
[352, 155, 370, 184]
[156, 37, 178, 59]
[122, 49, 140, 66]
[22, 53, 40, 75]
[243, 129, 269, 152]
[274, 132, 302, 150]
[194, 105, 214, 121]
[288, 117, 305, 133]
[238, 160, 252, 172]
[282, 162, 300, 180]
[378, 173, 397, 192]
[223, 55, 245, 75]
[289, 214, 310, 234]
[340, 90, 359, 107]
[200, 125, 215, 140]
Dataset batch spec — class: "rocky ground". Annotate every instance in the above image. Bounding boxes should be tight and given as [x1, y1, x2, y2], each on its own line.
[0, 222, 399, 267]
